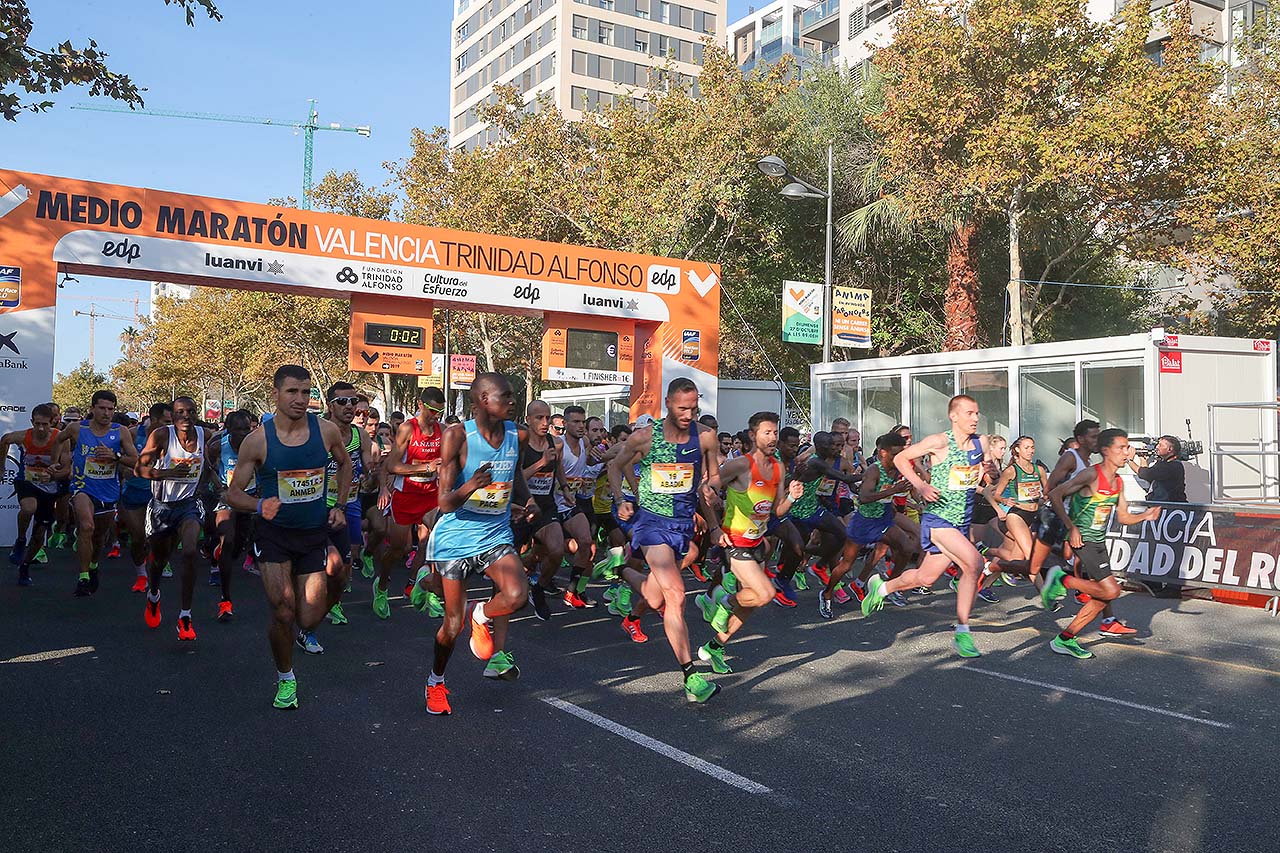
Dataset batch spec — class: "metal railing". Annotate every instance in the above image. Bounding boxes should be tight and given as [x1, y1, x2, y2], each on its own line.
[1207, 401, 1280, 504]
[800, 0, 840, 32]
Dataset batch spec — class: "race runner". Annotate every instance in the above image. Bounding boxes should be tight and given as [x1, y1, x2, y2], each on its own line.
[137, 397, 208, 641]
[552, 405, 603, 609]
[52, 390, 138, 597]
[419, 373, 537, 716]
[518, 399, 565, 621]
[1, 404, 60, 586]
[861, 394, 991, 658]
[121, 403, 171, 593]
[207, 409, 254, 621]
[609, 378, 723, 703]
[787, 432, 854, 595]
[1044, 428, 1161, 658]
[223, 365, 352, 710]
[378, 386, 446, 620]
[699, 411, 802, 673]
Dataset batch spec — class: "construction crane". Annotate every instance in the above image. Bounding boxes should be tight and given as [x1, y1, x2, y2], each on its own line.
[60, 292, 143, 321]
[69, 99, 372, 209]
[73, 304, 136, 367]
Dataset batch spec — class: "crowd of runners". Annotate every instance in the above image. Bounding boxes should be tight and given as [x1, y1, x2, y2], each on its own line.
[3, 367, 1161, 713]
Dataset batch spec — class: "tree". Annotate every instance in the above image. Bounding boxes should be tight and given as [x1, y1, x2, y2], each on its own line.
[0, 0, 221, 121]
[52, 360, 108, 410]
[869, 0, 1221, 345]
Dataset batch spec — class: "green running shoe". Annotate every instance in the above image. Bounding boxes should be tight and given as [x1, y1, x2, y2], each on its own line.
[953, 631, 981, 658]
[613, 585, 633, 617]
[861, 575, 887, 617]
[948, 575, 959, 592]
[575, 574, 590, 595]
[361, 553, 376, 579]
[602, 583, 618, 602]
[372, 579, 391, 619]
[427, 592, 444, 618]
[410, 570, 430, 612]
[792, 572, 809, 591]
[710, 602, 732, 634]
[483, 650, 521, 680]
[722, 572, 739, 595]
[1050, 636, 1094, 659]
[33, 548, 48, 564]
[1041, 566, 1067, 610]
[697, 642, 733, 674]
[684, 671, 720, 703]
[273, 679, 298, 710]
[694, 592, 716, 623]
[326, 602, 348, 625]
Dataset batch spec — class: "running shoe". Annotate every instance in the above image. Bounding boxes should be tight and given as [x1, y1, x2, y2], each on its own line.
[144, 596, 161, 628]
[372, 579, 391, 620]
[107, 542, 120, 559]
[817, 594, 833, 620]
[1050, 636, 1094, 659]
[1074, 591, 1092, 605]
[977, 587, 1001, 604]
[833, 584, 851, 605]
[49, 532, 66, 549]
[177, 616, 197, 641]
[409, 571, 430, 611]
[530, 585, 551, 621]
[684, 672, 720, 704]
[468, 602, 494, 661]
[483, 650, 521, 680]
[296, 630, 323, 654]
[792, 572, 809, 591]
[74, 576, 92, 597]
[861, 575, 887, 616]
[217, 600, 234, 622]
[886, 591, 908, 608]
[327, 602, 348, 625]
[602, 583, 618, 602]
[689, 562, 709, 583]
[405, 549, 417, 569]
[130, 575, 148, 593]
[1098, 618, 1138, 637]
[427, 592, 444, 618]
[425, 682, 451, 715]
[944, 565, 959, 578]
[361, 553, 376, 579]
[698, 642, 733, 674]
[88, 566, 99, 593]
[161, 563, 173, 579]
[722, 572, 739, 595]
[912, 585, 932, 596]
[772, 578, 797, 608]
[953, 631, 981, 658]
[810, 565, 831, 586]
[1040, 567, 1067, 610]
[274, 679, 299, 710]
[764, 565, 777, 580]
[563, 590, 588, 609]
[621, 616, 648, 643]
[948, 575, 959, 592]
[710, 602, 732, 634]
[18, 566, 32, 586]
[694, 591, 715, 624]
[610, 585, 634, 617]
[851, 579, 867, 603]
[9, 538, 25, 565]
[32, 548, 47, 564]
[1000, 573, 1020, 587]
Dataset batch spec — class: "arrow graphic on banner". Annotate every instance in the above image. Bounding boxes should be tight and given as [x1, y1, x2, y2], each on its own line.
[688, 269, 718, 297]
[361, 350, 380, 365]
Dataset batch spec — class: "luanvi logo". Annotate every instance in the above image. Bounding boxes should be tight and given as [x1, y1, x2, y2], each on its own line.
[101, 237, 142, 265]
[513, 282, 541, 303]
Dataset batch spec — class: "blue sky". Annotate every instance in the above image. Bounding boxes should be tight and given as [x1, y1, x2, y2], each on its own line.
[8, 1, 754, 375]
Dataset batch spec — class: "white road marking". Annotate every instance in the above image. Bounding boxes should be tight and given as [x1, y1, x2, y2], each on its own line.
[542, 697, 774, 795]
[966, 667, 1232, 729]
[1, 646, 95, 664]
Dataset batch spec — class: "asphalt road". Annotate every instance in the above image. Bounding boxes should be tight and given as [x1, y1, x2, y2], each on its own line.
[3, 550, 1279, 853]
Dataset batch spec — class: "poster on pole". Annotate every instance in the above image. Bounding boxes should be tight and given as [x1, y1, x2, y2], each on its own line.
[416, 353, 446, 388]
[450, 354, 476, 390]
[831, 286, 872, 349]
[781, 280, 823, 345]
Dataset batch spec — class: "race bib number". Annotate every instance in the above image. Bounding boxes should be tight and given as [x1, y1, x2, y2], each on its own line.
[1016, 480, 1043, 502]
[650, 463, 694, 495]
[348, 481, 360, 503]
[408, 469, 437, 484]
[817, 478, 836, 497]
[527, 473, 554, 495]
[466, 481, 512, 515]
[948, 463, 981, 490]
[25, 465, 51, 484]
[85, 457, 116, 479]
[171, 458, 201, 482]
[567, 476, 592, 495]
[1091, 503, 1114, 530]
[278, 468, 324, 504]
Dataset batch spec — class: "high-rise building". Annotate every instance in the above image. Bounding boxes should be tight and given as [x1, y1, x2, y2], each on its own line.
[726, 1, 840, 74]
[149, 281, 194, 319]
[450, 0, 728, 151]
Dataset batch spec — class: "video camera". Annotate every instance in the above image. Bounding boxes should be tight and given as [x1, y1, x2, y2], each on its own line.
[1130, 435, 1202, 462]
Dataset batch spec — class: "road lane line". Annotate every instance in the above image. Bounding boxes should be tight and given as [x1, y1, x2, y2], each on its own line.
[965, 667, 1232, 729]
[542, 697, 774, 795]
[1, 646, 95, 664]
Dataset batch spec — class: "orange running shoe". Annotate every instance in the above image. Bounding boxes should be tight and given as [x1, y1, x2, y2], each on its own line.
[689, 563, 709, 583]
[217, 600, 234, 622]
[425, 682, 452, 715]
[562, 590, 587, 609]
[810, 565, 831, 586]
[621, 616, 648, 643]
[144, 596, 162, 629]
[1098, 618, 1137, 637]
[176, 615, 196, 641]
[468, 602, 494, 661]
[130, 576, 148, 593]
[1075, 591, 1092, 605]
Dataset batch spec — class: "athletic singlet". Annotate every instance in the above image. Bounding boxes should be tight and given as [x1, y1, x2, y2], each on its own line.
[789, 469, 824, 521]
[858, 461, 895, 520]
[219, 433, 238, 487]
[1069, 464, 1121, 543]
[723, 454, 781, 547]
[1002, 461, 1043, 504]
[258, 414, 328, 529]
[522, 435, 558, 512]
[18, 429, 58, 494]
[1067, 449, 1088, 477]
[152, 425, 204, 503]
[427, 420, 520, 560]
[924, 430, 984, 526]
[557, 435, 600, 510]
[393, 418, 442, 496]
[71, 423, 124, 502]
[326, 425, 363, 509]
[123, 422, 149, 493]
[635, 418, 701, 520]
[592, 466, 612, 515]
[817, 457, 842, 509]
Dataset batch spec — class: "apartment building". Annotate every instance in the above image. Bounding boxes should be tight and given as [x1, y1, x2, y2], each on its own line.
[149, 281, 194, 319]
[450, 0, 728, 151]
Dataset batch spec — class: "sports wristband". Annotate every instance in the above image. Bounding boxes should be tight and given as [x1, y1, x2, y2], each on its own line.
[256, 499, 264, 516]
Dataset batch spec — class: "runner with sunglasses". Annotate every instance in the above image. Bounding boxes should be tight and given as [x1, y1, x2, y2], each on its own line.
[382, 386, 446, 620]
[314, 383, 373, 637]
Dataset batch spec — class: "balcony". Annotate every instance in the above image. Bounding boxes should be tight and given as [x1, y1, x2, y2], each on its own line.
[760, 19, 784, 43]
[800, 0, 840, 33]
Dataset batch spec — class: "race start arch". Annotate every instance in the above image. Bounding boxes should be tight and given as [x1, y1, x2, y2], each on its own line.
[0, 169, 721, 432]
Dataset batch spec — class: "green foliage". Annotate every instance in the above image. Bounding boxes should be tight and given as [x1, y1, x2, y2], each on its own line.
[51, 360, 108, 411]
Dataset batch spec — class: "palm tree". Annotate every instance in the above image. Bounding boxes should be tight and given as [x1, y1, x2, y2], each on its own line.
[119, 326, 141, 360]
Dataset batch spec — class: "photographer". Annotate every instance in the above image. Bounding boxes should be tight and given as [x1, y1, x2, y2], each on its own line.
[1129, 436, 1187, 503]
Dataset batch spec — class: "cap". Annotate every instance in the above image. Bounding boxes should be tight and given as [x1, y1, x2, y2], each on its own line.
[634, 414, 656, 428]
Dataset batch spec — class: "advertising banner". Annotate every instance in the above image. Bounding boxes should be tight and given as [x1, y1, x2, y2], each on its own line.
[831, 285, 871, 349]
[1107, 503, 1280, 595]
[450, 354, 476, 390]
[416, 353, 446, 388]
[781, 280, 822, 345]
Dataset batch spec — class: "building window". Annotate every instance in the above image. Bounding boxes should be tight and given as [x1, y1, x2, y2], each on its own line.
[598, 22, 615, 45]
[600, 0, 614, 9]
[573, 15, 587, 38]
[661, 2, 671, 24]
[635, 31, 649, 52]
[636, 0, 650, 19]
[960, 368, 1011, 438]
[910, 372, 955, 437]
[1019, 365, 1077, 456]
[861, 376, 903, 438]
[1083, 361, 1144, 434]
[572, 50, 587, 74]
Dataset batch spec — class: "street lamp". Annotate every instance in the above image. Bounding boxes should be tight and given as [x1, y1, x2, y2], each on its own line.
[757, 143, 834, 363]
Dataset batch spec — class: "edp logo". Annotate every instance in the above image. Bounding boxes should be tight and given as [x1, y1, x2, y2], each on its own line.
[513, 282, 542, 303]
[102, 238, 142, 265]
[646, 265, 680, 295]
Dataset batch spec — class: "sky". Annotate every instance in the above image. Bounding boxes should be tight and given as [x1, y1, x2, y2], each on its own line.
[8, 0, 756, 376]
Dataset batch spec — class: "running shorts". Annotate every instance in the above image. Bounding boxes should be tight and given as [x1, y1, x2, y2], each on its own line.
[1039, 505, 1067, 550]
[513, 510, 558, 548]
[1007, 506, 1041, 532]
[1075, 541, 1113, 581]
[789, 509, 831, 538]
[326, 504, 362, 558]
[436, 543, 518, 582]
[146, 496, 204, 539]
[359, 490, 378, 517]
[920, 512, 968, 555]
[15, 480, 57, 526]
[72, 490, 115, 516]
[121, 479, 151, 510]
[848, 512, 894, 547]
[630, 509, 695, 559]
[390, 490, 438, 527]
[725, 541, 768, 564]
[253, 520, 327, 575]
[610, 503, 635, 537]
[970, 501, 998, 527]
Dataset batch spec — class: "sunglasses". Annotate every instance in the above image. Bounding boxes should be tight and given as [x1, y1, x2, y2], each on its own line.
[422, 402, 445, 413]
[328, 396, 361, 406]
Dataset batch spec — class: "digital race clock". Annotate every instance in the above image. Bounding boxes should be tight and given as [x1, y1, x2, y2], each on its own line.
[363, 322, 425, 348]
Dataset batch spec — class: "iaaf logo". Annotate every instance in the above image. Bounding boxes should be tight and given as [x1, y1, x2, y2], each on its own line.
[101, 237, 142, 265]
